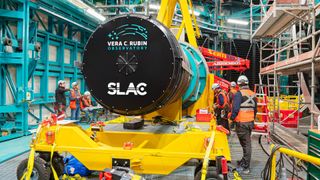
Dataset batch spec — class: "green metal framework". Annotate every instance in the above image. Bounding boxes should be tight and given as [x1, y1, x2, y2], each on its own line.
[0, 0, 98, 142]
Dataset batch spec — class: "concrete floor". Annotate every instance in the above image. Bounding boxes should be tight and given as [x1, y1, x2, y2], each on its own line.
[0, 130, 272, 180]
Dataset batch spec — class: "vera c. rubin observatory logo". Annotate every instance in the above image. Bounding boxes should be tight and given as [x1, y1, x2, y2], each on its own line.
[106, 24, 148, 51]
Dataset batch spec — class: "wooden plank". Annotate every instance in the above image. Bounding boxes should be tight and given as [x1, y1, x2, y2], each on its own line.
[260, 50, 320, 74]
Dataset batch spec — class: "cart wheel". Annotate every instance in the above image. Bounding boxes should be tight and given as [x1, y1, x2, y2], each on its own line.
[194, 166, 218, 180]
[38, 152, 65, 179]
[17, 156, 51, 180]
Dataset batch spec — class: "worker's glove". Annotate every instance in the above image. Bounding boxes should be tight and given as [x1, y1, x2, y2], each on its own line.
[213, 104, 217, 109]
[229, 119, 236, 131]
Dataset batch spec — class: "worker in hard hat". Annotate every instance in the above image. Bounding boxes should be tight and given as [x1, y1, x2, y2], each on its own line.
[230, 75, 257, 174]
[54, 80, 70, 117]
[228, 81, 238, 130]
[228, 81, 238, 105]
[82, 91, 97, 122]
[212, 83, 230, 131]
[69, 82, 82, 120]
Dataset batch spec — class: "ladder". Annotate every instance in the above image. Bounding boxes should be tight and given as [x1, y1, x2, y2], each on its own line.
[266, 74, 279, 97]
[253, 84, 270, 142]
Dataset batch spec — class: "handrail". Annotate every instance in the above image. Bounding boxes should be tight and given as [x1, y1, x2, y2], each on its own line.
[270, 144, 320, 180]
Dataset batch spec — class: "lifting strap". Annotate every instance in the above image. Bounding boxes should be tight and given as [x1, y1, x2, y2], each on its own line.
[21, 126, 60, 180]
[20, 147, 35, 180]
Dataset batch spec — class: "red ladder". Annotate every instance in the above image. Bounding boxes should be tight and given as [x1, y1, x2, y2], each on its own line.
[253, 85, 270, 143]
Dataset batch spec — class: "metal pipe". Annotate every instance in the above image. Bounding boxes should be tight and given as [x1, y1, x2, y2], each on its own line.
[310, 110, 320, 115]
[311, 1, 317, 129]
[38, 7, 94, 32]
[264, 57, 320, 73]
[96, 4, 144, 8]
[297, 72, 301, 134]
[174, 14, 251, 32]
[281, 9, 311, 27]
[172, 20, 250, 36]
[262, 38, 276, 49]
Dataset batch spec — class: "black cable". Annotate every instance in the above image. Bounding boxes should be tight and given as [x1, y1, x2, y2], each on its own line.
[259, 135, 304, 179]
[261, 144, 281, 179]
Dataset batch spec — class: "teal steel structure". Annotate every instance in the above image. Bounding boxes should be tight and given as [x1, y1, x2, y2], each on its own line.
[0, 0, 99, 142]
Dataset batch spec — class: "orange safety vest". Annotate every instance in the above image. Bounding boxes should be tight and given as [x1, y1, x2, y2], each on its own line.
[228, 88, 237, 103]
[216, 91, 228, 109]
[234, 89, 256, 123]
[228, 88, 237, 110]
[82, 97, 92, 108]
[70, 89, 83, 110]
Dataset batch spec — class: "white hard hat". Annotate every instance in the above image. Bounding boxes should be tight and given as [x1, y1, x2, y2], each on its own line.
[58, 80, 65, 85]
[212, 83, 220, 90]
[230, 81, 237, 87]
[71, 82, 78, 87]
[237, 75, 249, 85]
[84, 91, 91, 96]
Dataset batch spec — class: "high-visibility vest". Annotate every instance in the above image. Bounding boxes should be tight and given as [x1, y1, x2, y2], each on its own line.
[70, 89, 83, 109]
[82, 97, 92, 108]
[228, 88, 237, 104]
[216, 91, 228, 109]
[234, 89, 256, 123]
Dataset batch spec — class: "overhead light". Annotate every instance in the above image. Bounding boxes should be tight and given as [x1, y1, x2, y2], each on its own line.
[68, 0, 106, 22]
[189, 10, 200, 16]
[227, 18, 248, 25]
[149, 4, 160, 10]
[86, 8, 106, 21]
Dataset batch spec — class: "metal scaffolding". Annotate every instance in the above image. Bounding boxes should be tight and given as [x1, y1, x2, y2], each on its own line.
[250, 0, 320, 132]
[0, 0, 98, 141]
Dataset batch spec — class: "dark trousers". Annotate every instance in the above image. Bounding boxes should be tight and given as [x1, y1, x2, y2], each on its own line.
[235, 121, 254, 169]
[54, 103, 66, 116]
[215, 108, 230, 131]
[217, 117, 230, 131]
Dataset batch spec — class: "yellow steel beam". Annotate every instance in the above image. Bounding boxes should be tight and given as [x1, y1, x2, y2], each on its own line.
[188, 0, 201, 38]
[178, 0, 198, 48]
[157, 0, 199, 47]
[176, 21, 185, 40]
[157, 0, 169, 23]
[164, 0, 177, 27]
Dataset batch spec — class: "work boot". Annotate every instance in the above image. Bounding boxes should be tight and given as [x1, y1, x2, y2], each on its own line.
[236, 159, 244, 167]
[236, 166, 250, 174]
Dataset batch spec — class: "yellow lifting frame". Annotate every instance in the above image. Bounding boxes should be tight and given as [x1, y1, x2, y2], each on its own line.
[29, 122, 231, 175]
[270, 144, 320, 180]
[156, 0, 200, 48]
[145, 0, 211, 120]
